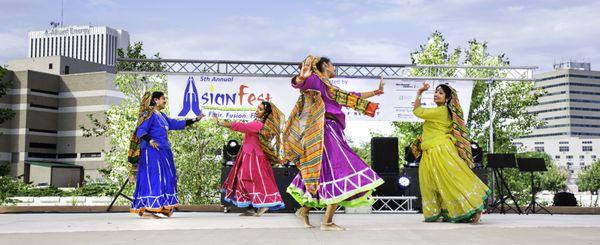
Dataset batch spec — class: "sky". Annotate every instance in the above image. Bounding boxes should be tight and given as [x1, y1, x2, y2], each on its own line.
[1, 0, 599, 144]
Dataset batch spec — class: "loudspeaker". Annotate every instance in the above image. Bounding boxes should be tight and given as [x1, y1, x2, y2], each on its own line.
[553, 192, 577, 206]
[220, 166, 300, 212]
[372, 173, 404, 210]
[371, 137, 399, 174]
[373, 173, 401, 197]
[272, 167, 301, 212]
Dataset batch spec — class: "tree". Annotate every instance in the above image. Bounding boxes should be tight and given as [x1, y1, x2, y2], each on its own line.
[394, 31, 543, 157]
[80, 42, 242, 204]
[0, 65, 15, 127]
[393, 31, 548, 206]
[392, 31, 458, 162]
[577, 160, 600, 207]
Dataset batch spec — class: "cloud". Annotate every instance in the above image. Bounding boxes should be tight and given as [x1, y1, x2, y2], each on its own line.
[438, 2, 600, 69]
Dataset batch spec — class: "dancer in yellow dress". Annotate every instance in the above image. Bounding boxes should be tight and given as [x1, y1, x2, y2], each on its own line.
[412, 82, 490, 223]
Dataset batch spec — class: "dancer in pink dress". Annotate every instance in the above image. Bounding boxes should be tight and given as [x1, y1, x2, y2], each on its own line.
[215, 101, 285, 216]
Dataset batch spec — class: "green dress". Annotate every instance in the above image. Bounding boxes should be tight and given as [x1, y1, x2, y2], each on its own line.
[414, 105, 490, 222]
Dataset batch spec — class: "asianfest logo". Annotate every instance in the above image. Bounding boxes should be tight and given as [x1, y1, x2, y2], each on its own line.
[178, 76, 271, 119]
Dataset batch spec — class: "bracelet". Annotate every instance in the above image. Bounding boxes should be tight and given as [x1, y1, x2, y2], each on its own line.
[374, 90, 383, 95]
[297, 75, 308, 81]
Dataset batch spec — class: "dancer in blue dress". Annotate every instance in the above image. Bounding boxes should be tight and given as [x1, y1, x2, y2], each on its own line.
[129, 91, 203, 218]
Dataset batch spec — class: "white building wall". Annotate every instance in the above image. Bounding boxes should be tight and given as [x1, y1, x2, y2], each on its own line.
[28, 25, 130, 66]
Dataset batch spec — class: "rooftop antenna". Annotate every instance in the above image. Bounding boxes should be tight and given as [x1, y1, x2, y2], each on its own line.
[50, 0, 64, 28]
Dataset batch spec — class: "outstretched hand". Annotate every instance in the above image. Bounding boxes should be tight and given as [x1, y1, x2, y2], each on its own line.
[377, 76, 385, 94]
[418, 82, 430, 94]
[298, 56, 313, 80]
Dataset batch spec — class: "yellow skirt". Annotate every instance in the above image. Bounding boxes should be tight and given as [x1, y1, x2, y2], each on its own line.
[419, 142, 490, 223]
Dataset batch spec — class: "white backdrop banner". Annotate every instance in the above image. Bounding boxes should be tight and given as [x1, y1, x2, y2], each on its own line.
[167, 75, 473, 122]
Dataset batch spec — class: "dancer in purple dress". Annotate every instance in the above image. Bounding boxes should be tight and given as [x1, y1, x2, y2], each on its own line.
[285, 56, 385, 231]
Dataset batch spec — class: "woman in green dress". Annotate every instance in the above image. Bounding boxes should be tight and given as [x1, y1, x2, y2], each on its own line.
[413, 82, 490, 223]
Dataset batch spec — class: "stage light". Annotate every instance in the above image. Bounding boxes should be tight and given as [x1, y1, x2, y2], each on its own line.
[398, 175, 411, 189]
[222, 140, 240, 166]
[471, 141, 484, 168]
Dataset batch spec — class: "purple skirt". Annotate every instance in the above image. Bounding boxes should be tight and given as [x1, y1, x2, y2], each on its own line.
[287, 118, 384, 208]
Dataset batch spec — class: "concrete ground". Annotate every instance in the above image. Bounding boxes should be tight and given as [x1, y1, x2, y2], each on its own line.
[0, 212, 599, 245]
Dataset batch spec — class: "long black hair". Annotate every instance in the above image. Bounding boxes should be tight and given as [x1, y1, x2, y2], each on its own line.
[315, 57, 331, 73]
[149, 91, 164, 106]
[261, 101, 273, 120]
[436, 84, 453, 119]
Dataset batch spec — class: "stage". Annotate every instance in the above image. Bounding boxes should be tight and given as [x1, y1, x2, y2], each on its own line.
[0, 212, 598, 244]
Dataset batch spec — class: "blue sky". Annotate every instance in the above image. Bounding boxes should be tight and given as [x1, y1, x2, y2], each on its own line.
[2, 0, 599, 143]
[2, 0, 599, 71]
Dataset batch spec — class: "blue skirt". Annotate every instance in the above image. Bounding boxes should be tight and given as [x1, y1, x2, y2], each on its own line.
[131, 146, 180, 214]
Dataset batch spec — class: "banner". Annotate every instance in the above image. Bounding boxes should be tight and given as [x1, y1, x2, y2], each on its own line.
[167, 75, 473, 122]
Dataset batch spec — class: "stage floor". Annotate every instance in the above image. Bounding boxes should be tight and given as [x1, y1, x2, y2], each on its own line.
[1, 213, 599, 244]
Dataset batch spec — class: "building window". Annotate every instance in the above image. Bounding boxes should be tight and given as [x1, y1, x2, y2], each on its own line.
[534, 146, 545, 152]
[580, 162, 586, 166]
[58, 153, 78, 159]
[48, 63, 53, 69]
[29, 142, 57, 149]
[555, 155, 561, 159]
[570, 170, 574, 174]
[29, 128, 58, 134]
[64, 66, 70, 74]
[582, 141, 592, 144]
[567, 162, 573, 166]
[580, 155, 585, 159]
[593, 155, 597, 159]
[566, 155, 573, 159]
[560, 146, 570, 152]
[28, 152, 57, 158]
[100, 34, 104, 64]
[582, 146, 593, 152]
[534, 142, 544, 145]
[30, 104, 58, 110]
[559, 141, 569, 145]
[81, 152, 102, 158]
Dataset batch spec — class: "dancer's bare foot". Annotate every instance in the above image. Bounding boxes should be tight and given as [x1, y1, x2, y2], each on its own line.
[472, 211, 482, 224]
[141, 212, 161, 219]
[320, 222, 346, 231]
[239, 209, 256, 216]
[295, 208, 314, 228]
[254, 207, 269, 217]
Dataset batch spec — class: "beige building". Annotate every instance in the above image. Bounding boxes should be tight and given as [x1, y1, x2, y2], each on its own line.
[0, 56, 122, 186]
[514, 62, 600, 191]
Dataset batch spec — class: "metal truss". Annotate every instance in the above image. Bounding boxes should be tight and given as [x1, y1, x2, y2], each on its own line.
[371, 196, 419, 214]
[307, 196, 418, 214]
[117, 58, 536, 81]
